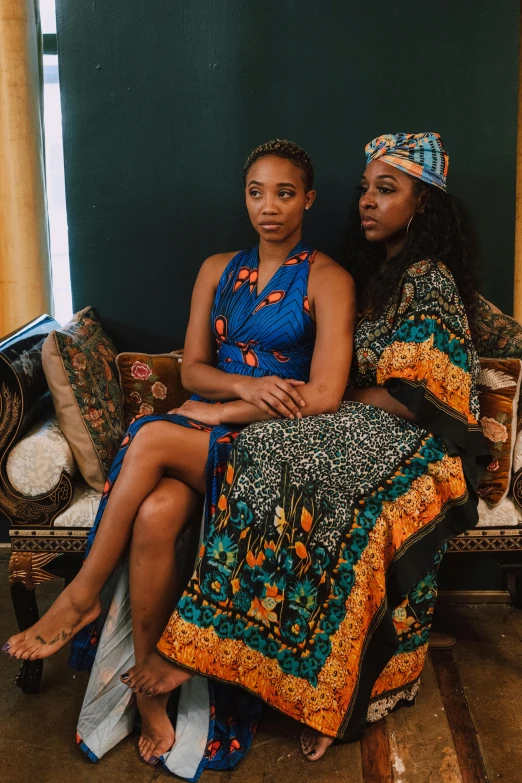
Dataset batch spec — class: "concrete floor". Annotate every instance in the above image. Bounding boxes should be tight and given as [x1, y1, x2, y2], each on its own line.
[1, 553, 522, 783]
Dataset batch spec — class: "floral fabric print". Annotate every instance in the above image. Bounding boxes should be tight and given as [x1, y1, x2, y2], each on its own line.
[53, 307, 125, 480]
[476, 358, 522, 506]
[116, 352, 189, 425]
[471, 296, 522, 359]
[157, 261, 488, 742]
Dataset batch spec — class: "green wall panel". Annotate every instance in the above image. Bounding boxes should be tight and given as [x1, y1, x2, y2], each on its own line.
[56, 0, 519, 352]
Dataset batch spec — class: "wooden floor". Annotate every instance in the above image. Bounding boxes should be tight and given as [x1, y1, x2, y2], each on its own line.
[1, 554, 521, 783]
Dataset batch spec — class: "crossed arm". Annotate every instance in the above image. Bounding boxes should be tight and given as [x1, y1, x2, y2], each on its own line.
[171, 252, 356, 426]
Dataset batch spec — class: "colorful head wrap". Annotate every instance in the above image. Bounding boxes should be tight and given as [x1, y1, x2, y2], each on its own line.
[365, 132, 449, 191]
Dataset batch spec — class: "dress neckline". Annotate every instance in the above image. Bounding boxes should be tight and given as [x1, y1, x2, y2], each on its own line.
[252, 239, 309, 301]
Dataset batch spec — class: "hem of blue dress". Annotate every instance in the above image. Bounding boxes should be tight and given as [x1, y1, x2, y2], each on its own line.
[78, 739, 99, 763]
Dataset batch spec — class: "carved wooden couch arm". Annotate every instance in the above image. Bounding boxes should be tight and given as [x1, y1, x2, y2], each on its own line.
[0, 315, 80, 694]
[0, 315, 74, 529]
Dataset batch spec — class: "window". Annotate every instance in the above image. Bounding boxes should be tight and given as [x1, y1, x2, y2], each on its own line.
[41, 0, 72, 325]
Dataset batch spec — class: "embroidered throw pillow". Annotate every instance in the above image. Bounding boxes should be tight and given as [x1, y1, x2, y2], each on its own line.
[116, 351, 190, 426]
[42, 307, 125, 492]
[471, 296, 522, 359]
[477, 358, 522, 506]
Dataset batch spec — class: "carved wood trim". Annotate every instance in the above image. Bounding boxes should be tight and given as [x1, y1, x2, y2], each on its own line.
[448, 528, 522, 552]
[10, 528, 88, 553]
[8, 551, 62, 590]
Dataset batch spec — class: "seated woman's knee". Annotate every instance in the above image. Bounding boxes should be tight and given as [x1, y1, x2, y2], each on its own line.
[134, 490, 183, 545]
[130, 421, 176, 455]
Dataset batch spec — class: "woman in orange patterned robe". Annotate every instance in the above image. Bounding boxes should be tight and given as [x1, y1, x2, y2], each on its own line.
[123, 133, 489, 766]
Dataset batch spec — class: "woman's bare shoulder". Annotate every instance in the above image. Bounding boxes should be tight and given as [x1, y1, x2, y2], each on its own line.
[198, 251, 241, 284]
[310, 251, 355, 289]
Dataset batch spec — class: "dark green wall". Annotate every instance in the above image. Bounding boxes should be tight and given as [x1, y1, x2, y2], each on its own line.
[56, 0, 520, 353]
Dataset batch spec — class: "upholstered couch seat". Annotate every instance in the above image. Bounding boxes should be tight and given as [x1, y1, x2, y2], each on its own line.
[477, 497, 522, 528]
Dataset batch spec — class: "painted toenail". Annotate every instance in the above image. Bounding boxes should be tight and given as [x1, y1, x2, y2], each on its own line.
[146, 690, 151, 696]
[309, 751, 316, 757]
[149, 756, 159, 765]
[2, 643, 10, 652]
[121, 673, 129, 679]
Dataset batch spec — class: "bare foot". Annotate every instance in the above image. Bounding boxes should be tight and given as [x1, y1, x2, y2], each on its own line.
[136, 692, 175, 765]
[121, 651, 192, 697]
[3, 584, 101, 661]
[300, 728, 334, 761]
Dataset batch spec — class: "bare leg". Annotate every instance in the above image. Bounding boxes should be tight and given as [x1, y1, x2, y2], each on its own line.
[4, 421, 209, 661]
[129, 477, 199, 764]
[300, 729, 334, 761]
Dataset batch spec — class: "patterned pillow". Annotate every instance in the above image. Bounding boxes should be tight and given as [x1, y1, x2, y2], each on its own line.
[42, 307, 125, 492]
[477, 358, 522, 506]
[471, 296, 522, 358]
[116, 351, 190, 426]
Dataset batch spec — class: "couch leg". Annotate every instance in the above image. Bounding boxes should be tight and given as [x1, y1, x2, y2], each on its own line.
[507, 573, 522, 609]
[10, 582, 43, 694]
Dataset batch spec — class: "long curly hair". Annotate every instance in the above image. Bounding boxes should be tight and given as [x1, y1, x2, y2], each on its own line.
[339, 178, 481, 324]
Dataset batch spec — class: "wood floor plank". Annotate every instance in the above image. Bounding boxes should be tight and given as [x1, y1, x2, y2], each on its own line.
[360, 717, 393, 783]
[430, 649, 489, 783]
[210, 707, 365, 783]
[386, 655, 462, 782]
[439, 604, 522, 782]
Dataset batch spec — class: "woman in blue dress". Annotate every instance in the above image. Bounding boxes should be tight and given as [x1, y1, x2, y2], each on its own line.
[4, 139, 355, 772]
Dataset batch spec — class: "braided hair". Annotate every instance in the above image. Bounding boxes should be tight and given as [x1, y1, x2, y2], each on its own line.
[339, 178, 481, 325]
[243, 139, 314, 192]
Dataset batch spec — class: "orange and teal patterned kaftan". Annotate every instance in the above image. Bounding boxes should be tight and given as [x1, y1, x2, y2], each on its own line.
[157, 260, 490, 744]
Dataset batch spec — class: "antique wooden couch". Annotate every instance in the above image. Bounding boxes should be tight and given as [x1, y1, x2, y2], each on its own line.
[2, 309, 522, 694]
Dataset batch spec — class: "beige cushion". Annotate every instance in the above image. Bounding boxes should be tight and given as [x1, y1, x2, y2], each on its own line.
[477, 496, 522, 528]
[53, 480, 102, 528]
[6, 414, 76, 496]
[42, 307, 124, 492]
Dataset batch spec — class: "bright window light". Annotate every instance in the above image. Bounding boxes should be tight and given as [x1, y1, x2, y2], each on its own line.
[42, 1, 72, 325]
[40, 0, 57, 33]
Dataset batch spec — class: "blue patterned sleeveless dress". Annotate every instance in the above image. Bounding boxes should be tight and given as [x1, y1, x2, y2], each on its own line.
[72, 241, 317, 778]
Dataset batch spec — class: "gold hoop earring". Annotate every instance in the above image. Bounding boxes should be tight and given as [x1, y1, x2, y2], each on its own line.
[406, 214, 416, 234]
